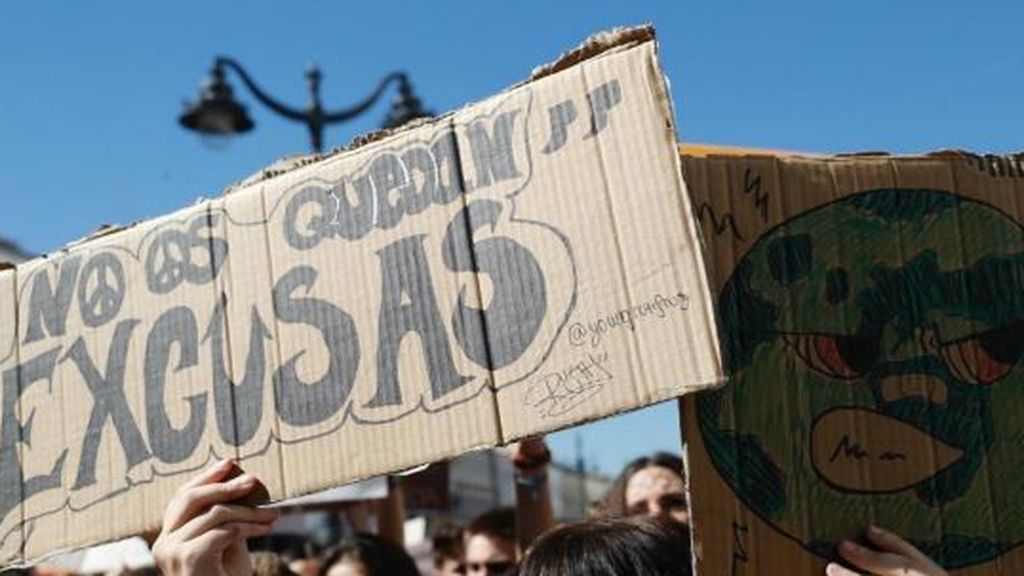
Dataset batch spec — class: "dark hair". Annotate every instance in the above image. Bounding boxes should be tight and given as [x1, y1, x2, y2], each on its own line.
[518, 517, 692, 576]
[600, 453, 685, 518]
[467, 507, 517, 547]
[433, 522, 465, 569]
[318, 532, 420, 576]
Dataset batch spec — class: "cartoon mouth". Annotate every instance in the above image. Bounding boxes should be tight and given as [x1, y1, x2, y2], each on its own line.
[810, 407, 963, 493]
[880, 374, 948, 406]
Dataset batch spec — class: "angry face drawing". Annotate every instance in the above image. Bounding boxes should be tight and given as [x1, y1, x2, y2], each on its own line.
[697, 189, 1024, 568]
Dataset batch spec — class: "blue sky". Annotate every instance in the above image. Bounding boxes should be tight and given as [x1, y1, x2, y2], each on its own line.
[0, 1, 1020, 475]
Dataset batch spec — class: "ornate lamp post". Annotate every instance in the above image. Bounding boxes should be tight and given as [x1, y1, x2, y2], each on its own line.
[179, 57, 431, 153]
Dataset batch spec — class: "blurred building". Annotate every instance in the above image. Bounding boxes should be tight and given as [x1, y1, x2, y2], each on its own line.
[407, 449, 612, 525]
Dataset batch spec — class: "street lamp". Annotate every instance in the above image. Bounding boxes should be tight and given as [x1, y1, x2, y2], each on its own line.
[179, 56, 432, 153]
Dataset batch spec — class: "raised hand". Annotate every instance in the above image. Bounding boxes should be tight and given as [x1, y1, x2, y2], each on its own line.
[152, 459, 278, 576]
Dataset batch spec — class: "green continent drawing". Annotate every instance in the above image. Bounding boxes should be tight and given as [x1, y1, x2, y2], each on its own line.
[697, 189, 1024, 569]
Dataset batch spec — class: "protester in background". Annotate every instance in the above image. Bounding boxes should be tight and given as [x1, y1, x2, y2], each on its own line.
[281, 542, 320, 576]
[431, 523, 464, 576]
[249, 535, 321, 576]
[317, 532, 420, 576]
[825, 525, 948, 576]
[600, 453, 689, 526]
[463, 508, 517, 576]
[518, 517, 692, 576]
[456, 437, 555, 576]
[510, 437, 554, 552]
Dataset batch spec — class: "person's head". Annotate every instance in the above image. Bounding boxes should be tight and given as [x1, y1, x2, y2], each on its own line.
[464, 508, 517, 576]
[518, 517, 692, 576]
[249, 533, 321, 576]
[317, 532, 420, 576]
[252, 551, 300, 576]
[432, 522, 465, 576]
[601, 453, 689, 525]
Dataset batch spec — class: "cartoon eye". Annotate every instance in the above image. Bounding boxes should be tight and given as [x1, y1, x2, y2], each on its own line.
[940, 320, 1024, 385]
[783, 333, 877, 380]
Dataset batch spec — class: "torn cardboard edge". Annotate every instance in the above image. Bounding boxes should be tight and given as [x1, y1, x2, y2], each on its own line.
[55, 25, 659, 238]
[220, 25, 658, 195]
[679, 142, 1024, 164]
[529, 25, 656, 82]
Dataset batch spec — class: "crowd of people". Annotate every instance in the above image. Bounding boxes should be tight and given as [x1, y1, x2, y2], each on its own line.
[140, 437, 948, 576]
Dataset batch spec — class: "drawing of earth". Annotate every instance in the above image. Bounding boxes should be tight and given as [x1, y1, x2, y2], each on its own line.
[697, 189, 1024, 569]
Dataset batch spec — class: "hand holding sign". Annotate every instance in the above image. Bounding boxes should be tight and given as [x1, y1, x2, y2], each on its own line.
[825, 525, 947, 576]
[152, 460, 277, 576]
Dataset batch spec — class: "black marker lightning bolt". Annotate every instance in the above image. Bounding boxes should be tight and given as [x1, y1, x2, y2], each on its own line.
[731, 520, 750, 576]
[695, 203, 744, 242]
[742, 168, 769, 223]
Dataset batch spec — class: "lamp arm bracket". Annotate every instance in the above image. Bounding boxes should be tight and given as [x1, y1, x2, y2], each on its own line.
[216, 56, 308, 123]
[322, 72, 407, 124]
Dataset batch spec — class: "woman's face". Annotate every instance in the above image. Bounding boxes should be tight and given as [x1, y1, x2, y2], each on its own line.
[624, 465, 689, 525]
[464, 533, 516, 576]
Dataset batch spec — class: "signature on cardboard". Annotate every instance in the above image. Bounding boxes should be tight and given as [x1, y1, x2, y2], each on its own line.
[523, 351, 612, 418]
[568, 292, 690, 348]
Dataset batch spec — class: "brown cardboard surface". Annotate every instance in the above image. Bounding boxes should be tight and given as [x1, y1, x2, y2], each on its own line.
[682, 149, 1024, 575]
[0, 26, 724, 565]
[487, 39, 722, 441]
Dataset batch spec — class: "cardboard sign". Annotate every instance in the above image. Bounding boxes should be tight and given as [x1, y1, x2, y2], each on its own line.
[682, 148, 1024, 575]
[0, 27, 724, 564]
[271, 476, 388, 510]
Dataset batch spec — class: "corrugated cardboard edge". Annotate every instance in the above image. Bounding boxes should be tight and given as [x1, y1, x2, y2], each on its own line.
[529, 25, 655, 81]
[222, 26, 656, 195]
[658, 67, 729, 396]
[680, 144, 1024, 164]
